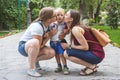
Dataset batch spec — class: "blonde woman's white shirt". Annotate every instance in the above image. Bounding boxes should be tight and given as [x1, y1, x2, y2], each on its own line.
[20, 22, 47, 42]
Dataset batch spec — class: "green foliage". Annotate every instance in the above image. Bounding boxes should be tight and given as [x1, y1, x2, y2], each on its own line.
[1, 0, 120, 31]
[94, 26, 120, 46]
[29, 0, 56, 21]
[4, 6, 18, 29]
[95, 16, 101, 24]
[29, 1, 39, 11]
[106, 0, 120, 29]
[0, 32, 9, 36]
[20, 7, 27, 29]
[89, 18, 95, 26]
[31, 8, 40, 21]
[0, 0, 26, 30]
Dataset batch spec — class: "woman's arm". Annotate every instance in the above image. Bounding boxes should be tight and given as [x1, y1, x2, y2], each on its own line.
[41, 28, 58, 48]
[33, 35, 43, 48]
[40, 32, 50, 48]
[71, 27, 89, 50]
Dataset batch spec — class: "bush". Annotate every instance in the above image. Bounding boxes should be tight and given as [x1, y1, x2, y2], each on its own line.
[107, 1, 119, 29]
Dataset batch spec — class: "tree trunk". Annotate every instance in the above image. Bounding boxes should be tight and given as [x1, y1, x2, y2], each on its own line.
[79, 0, 87, 21]
[89, 5, 94, 19]
[27, 1, 31, 27]
[94, 0, 103, 23]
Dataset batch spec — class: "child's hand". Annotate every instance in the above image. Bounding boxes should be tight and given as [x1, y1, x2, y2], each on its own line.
[49, 28, 58, 37]
[64, 29, 70, 34]
[43, 32, 49, 38]
[59, 32, 65, 40]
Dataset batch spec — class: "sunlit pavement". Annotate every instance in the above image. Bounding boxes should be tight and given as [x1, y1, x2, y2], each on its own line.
[0, 31, 120, 80]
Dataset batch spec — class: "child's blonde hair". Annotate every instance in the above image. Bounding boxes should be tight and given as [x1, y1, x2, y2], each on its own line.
[55, 8, 65, 15]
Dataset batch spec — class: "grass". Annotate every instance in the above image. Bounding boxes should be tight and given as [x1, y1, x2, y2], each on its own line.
[0, 32, 9, 36]
[0, 30, 19, 38]
[93, 25, 120, 47]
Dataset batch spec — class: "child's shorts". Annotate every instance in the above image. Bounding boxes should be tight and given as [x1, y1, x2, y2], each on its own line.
[50, 41, 64, 54]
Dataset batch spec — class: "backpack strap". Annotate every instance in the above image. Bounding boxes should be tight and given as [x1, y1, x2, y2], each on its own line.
[37, 21, 45, 35]
[37, 21, 45, 44]
[87, 40, 99, 44]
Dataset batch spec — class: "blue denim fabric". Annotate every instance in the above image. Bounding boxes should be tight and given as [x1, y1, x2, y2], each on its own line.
[50, 41, 64, 54]
[66, 48, 102, 64]
[18, 41, 28, 57]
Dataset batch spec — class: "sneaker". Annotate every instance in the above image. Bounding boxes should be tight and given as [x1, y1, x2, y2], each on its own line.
[54, 67, 62, 72]
[35, 62, 42, 70]
[27, 69, 42, 77]
[63, 67, 70, 75]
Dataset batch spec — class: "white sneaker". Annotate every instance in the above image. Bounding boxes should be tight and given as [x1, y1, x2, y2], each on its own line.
[35, 62, 42, 70]
[27, 69, 42, 77]
[63, 67, 70, 75]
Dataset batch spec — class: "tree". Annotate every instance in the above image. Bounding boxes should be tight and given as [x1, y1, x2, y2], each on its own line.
[1, 0, 119, 30]
[79, 0, 87, 20]
[94, 0, 103, 23]
[107, 0, 120, 29]
[0, 0, 27, 30]
[26, 0, 31, 26]
[29, 0, 56, 21]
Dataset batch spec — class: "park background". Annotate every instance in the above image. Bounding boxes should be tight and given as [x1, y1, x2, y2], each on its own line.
[0, 0, 120, 80]
[0, 0, 120, 47]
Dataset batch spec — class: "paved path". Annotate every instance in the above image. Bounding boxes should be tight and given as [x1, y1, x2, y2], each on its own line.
[0, 31, 120, 80]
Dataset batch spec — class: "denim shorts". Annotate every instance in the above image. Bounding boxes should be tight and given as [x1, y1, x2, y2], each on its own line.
[50, 41, 64, 54]
[18, 41, 28, 57]
[66, 48, 102, 64]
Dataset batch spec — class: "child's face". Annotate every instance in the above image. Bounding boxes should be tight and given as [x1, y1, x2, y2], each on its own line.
[56, 12, 64, 23]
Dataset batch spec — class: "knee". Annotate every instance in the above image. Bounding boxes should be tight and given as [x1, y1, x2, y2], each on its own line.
[48, 48, 55, 59]
[26, 39, 39, 47]
[32, 39, 39, 45]
[59, 54, 63, 57]
[43, 47, 55, 59]
[25, 39, 40, 54]
[29, 39, 39, 48]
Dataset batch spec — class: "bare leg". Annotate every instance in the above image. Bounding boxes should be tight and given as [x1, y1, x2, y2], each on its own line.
[60, 53, 70, 75]
[36, 46, 55, 61]
[60, 54, 66, 65]
[60, 43, 68, 65]
[55, 54, 61, 65]
[25, 39, 40, 69]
